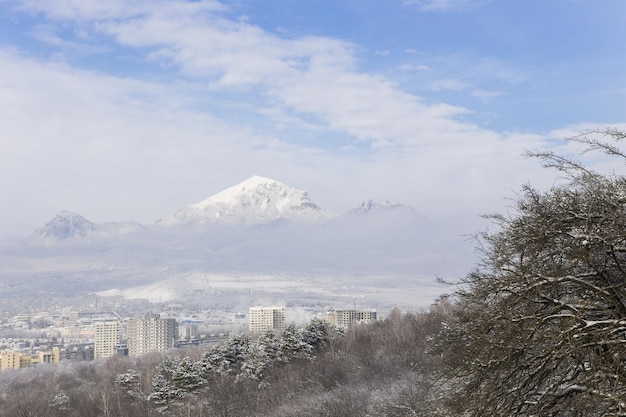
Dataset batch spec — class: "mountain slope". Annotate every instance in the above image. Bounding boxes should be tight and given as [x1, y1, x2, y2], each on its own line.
[35, 211, 98, 239]
[348, 199, 417, 216]
[157, 175, 333, 226]
[34, 211, 144, 243]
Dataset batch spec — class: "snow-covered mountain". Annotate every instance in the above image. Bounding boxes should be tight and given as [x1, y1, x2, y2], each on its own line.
[0, 176, 476, 312]
[348, 200, 416, 215]
[34, 210, 143, 242]
[35, 211, 98, 239]
[157, 175, 334, 227]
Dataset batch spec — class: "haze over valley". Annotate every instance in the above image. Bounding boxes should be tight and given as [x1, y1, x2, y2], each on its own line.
[0, 176, 470, 314]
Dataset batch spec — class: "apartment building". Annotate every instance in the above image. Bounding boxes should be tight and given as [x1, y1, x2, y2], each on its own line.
[127, 314, 178, 357]
[323, 309, 377, 328]
[0, 348, 61, 371]
[248, 306, 285, 333]
[94, 320, 119, 360]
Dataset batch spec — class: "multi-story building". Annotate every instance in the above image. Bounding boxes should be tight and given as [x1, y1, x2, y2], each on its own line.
[127, 314, 178, 357]
[248, 306, 285, 333]
[0, 348, 61, 371]
[0, 350, 28, 370]
[94, 320, 119, 360]
[60, 343, 94, 361]
[323, 309, 377, 328]
[58, 325, 95, 341]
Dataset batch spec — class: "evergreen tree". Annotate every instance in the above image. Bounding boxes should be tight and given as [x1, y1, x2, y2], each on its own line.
[115, 369, 143, 399]
[241, 330, 283, 384]
[280, 323, 312, 360]
[172, 356, 205, 395]
[201, 333, 251, 375]
[301, 318, 329, 350]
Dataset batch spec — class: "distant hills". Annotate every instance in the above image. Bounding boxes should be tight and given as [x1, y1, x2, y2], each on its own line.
[33, 175, 424, 243]
[348, 199, 416, 215]
[35, 211, 144, 241]
[1, 176, 473, 311]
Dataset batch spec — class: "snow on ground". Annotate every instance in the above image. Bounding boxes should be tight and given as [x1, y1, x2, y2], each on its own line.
[96, 270, 447, 311]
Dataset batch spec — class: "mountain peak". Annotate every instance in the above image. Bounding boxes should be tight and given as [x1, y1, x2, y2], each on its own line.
[158, 176, 333, 226]
[245, 175, 277, 184]
[350, 200, 415, 215]
[36, 211, 96, 239]
[199, 176, 288, 207]
[34, 211, 144, 242]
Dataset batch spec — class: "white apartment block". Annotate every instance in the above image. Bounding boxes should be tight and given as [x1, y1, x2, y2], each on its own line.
[127, 314, 178, 357]
[248, 306, 285, 333]
[94, 320, 119, 360]
[323, 309, 377, 328]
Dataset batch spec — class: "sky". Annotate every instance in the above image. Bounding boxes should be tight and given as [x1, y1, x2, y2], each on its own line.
[1, 0, 626, 239]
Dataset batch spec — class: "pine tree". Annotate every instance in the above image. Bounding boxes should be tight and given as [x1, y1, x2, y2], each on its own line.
[240, 330, 283, 385]
[200, 333, 251, 376]
[280, 323, 311, 360]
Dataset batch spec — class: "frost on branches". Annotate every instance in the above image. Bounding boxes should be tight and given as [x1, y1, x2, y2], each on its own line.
[437, 129, 626, 417]
[121, 318, 330, 414]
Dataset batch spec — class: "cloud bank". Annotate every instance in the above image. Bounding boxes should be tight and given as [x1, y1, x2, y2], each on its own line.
[0, 0, 623, 241]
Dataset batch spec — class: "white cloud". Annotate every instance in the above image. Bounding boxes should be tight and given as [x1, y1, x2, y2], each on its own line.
[12, 0, 225, 21]
[0, 0, 618, 244]
[0, 48, 267, 230]
[403, 0, 491, 12]
[14, 0, 486, 150]
[472, 89, 504, 102]
[430, 78, 471, 91]
[0, 46, 546, 240]
[399, 63, 431, 71]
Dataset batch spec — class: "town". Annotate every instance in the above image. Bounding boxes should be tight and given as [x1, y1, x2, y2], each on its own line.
[0, 302, 377, 371]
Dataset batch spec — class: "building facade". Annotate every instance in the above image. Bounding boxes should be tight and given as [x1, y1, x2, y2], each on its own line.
[94, 320, 120, 360]
[127, 314, 178, 357]
[248, 306, 285, 333]
[323, 309, 377, 328]
[0, 348, 61, 371]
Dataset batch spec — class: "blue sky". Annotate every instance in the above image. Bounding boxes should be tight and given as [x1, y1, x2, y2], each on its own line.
[0, 0, 625, 238]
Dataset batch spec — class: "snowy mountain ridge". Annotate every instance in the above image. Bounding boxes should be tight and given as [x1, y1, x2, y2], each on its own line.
[35, 210, 144, 241]
[349, 199, 416, 215]
[3, 177, 475, 311]
[31, 176, 421, 243]
[156, 175, 334, 227]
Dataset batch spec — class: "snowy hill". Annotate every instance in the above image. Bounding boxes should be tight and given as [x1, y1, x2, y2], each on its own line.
[34, 210, 144, 243]
[35, 211, 98, 239]
[157, 175, 334, 226]
[334, 199, 428, 232]
[348, 200, 417, 215]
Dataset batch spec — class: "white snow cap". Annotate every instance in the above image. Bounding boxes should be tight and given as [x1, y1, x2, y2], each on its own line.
[158, 175, 333, 226]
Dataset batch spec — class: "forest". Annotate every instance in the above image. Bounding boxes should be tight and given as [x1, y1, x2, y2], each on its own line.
[0, 305, 450, 417]
[3, 129, 626, 417]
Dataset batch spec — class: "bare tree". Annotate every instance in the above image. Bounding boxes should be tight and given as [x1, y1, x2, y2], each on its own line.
[438, 129, 626, 416]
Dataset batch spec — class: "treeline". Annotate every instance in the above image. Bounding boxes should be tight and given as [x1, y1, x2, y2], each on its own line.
[0, 304, 452, 417]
